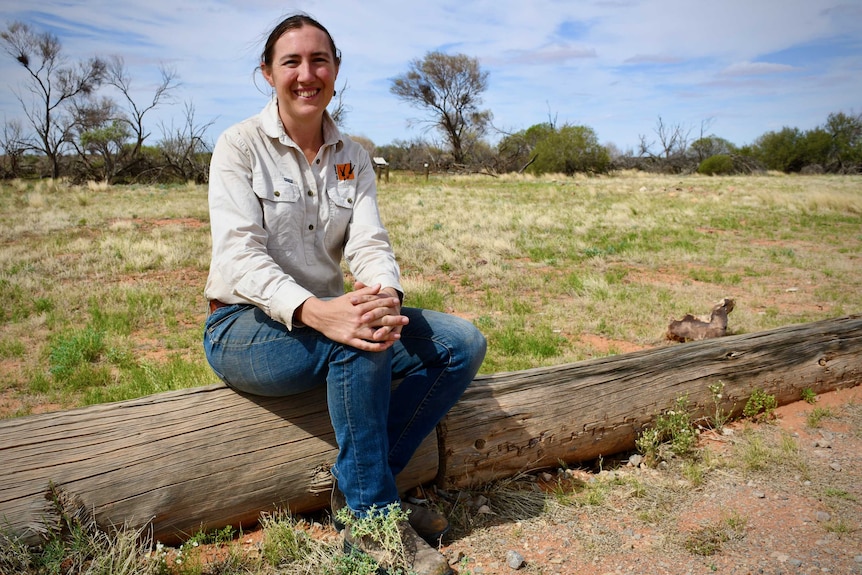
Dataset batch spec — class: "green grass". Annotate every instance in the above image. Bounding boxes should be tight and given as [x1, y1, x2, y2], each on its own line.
[1, 172, 861, 414]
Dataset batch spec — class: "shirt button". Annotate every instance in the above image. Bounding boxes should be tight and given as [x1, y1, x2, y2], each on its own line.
[315, 159, 320, 164]
[308, 224, 314, 230]
[274, 191, 280, 197]
[307, 190, 313, 196]
[347, 198, 353, 204]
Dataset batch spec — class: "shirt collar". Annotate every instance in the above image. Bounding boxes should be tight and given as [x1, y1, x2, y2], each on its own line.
[260, 99, 343, 150]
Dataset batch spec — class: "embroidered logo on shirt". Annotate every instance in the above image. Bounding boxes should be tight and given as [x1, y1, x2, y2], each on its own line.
[335, 163, 355, 181]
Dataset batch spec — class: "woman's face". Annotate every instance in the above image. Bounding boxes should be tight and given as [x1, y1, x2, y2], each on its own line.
[261, 24, 339, 132]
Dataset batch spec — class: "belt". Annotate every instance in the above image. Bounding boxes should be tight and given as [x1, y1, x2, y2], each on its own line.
[208, 299, 230, 314]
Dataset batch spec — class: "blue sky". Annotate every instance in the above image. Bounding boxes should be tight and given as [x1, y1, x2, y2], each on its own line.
[1, 0, 860, 153]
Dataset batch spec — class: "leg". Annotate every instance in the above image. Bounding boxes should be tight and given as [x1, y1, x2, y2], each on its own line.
[387, 308, 487, 476]
[203, 304, 399, 513]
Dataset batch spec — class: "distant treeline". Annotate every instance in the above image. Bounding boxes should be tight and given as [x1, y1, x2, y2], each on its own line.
[2, 21, 859, 183]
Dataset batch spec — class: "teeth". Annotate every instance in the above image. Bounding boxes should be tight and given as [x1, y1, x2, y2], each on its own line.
[297, 89, 318, 98]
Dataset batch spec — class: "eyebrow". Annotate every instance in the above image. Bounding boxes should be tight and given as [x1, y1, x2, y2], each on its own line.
[279, 51, 331, 62]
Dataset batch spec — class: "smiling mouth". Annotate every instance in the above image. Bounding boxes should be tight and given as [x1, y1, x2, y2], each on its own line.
[295, 88, 320, 98]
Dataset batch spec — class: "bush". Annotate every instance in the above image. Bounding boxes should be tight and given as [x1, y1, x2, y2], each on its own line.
[698, 154, 735, 175]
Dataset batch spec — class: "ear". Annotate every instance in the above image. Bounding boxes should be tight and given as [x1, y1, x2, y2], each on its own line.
[261, 63, 274, 87]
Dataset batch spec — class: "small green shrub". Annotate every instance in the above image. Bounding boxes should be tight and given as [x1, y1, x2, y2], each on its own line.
[698, 154, 735, 175]
[49, 326, 107, 381]
[334, 503, 410, 574]
[636, 396, 698, 464]
[743, 389, 777, 421]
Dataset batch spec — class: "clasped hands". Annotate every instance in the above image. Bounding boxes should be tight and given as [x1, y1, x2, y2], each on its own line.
[295, 282, 407, 351]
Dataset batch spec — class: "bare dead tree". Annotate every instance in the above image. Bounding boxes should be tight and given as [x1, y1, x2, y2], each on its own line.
[0, 118, 30, 177]
[637, 115, 694, 173]
[328, 80, 349, 128]
[157, 101, 214, 183]
[0, 21, 106, 178]
[105, 55, 179, 160]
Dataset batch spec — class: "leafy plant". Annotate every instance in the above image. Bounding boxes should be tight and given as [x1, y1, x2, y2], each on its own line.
[334, 503, 410, 574]
[801, 388, 817, 404]
[707, 380, 733, 431]
[636, 396, 698, 465]
[742, 389, 777, 421]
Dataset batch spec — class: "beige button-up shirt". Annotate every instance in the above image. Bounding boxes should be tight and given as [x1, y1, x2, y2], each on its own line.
[204, 100, 402, 330]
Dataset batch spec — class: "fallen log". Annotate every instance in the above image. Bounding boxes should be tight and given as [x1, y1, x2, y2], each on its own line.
[440, 313, 862, 487]
[0, 385, 439, 546]
[1, 314, 860, 546]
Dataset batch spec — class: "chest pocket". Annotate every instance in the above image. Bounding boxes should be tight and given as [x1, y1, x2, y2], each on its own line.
[325, 180, 356, 239]
[254, 177, 303, 252]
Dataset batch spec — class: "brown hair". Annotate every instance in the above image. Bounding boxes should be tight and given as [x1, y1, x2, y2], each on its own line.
[261, 14, 341, 68]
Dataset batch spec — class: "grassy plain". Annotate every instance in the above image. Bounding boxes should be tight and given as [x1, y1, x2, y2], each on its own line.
[0, 172, 860, 416]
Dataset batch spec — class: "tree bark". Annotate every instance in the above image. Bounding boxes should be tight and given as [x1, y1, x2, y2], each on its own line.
[1, 314, 860, 545]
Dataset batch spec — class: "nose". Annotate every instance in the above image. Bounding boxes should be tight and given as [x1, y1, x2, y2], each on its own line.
[297, 60, 315, 82]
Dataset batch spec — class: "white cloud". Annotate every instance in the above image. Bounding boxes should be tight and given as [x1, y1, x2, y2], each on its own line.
[0, 0, 859, 151]
[720, 61, 798, 77]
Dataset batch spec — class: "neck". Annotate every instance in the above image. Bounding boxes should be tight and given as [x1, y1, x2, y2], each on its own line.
[280, 111, 325, 164]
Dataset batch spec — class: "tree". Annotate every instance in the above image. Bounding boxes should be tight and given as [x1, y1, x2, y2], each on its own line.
[754, 127, 805, 172]
[68, 94, 128, 182]
[0, 118, 29, 177]
[823, 111, 862, 173]
[158, 101, 214, 183]
[1, 21, 106, 178]
[390, 51, 490, 164]
[329, 80, 349, 128]
[689, 135, 736, 163]
[638, 116, 693, 173]
[497, 123, 555, 173]
[105, 55, 178, 163]
[530, 124, 610, 175]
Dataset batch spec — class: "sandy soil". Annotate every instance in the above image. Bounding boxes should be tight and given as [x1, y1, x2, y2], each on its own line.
[437, 385, 862, 575]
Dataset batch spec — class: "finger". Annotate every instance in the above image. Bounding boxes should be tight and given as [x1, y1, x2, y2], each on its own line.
[349, 337, 395, 352]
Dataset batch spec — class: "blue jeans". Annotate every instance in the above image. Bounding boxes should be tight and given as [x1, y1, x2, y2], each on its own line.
[203, 304, 486, 516]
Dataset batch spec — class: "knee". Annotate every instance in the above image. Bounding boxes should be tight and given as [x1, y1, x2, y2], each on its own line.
[449, 316, 487, 367]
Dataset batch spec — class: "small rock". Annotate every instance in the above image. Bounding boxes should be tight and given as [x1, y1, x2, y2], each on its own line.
[829, 462, 843, 472]
[477, 504, 494, 515]
[815, 511, 832, 523]
[506, 550, 525, 570]
[814, 439, 832, 448]
[855, 555, 862, 563]
[753, 491, 766, 499]
[628, 454, 643, 467]
[541, 472, 554, 482]
[788, 558, 803, 567]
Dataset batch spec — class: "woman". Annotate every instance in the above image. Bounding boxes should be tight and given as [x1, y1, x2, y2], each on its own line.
[203, 14, 486, 575]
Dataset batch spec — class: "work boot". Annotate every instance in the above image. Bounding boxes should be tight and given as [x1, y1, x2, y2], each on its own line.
[331, 479, 450, 544]
[343, 516, 452, 575]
